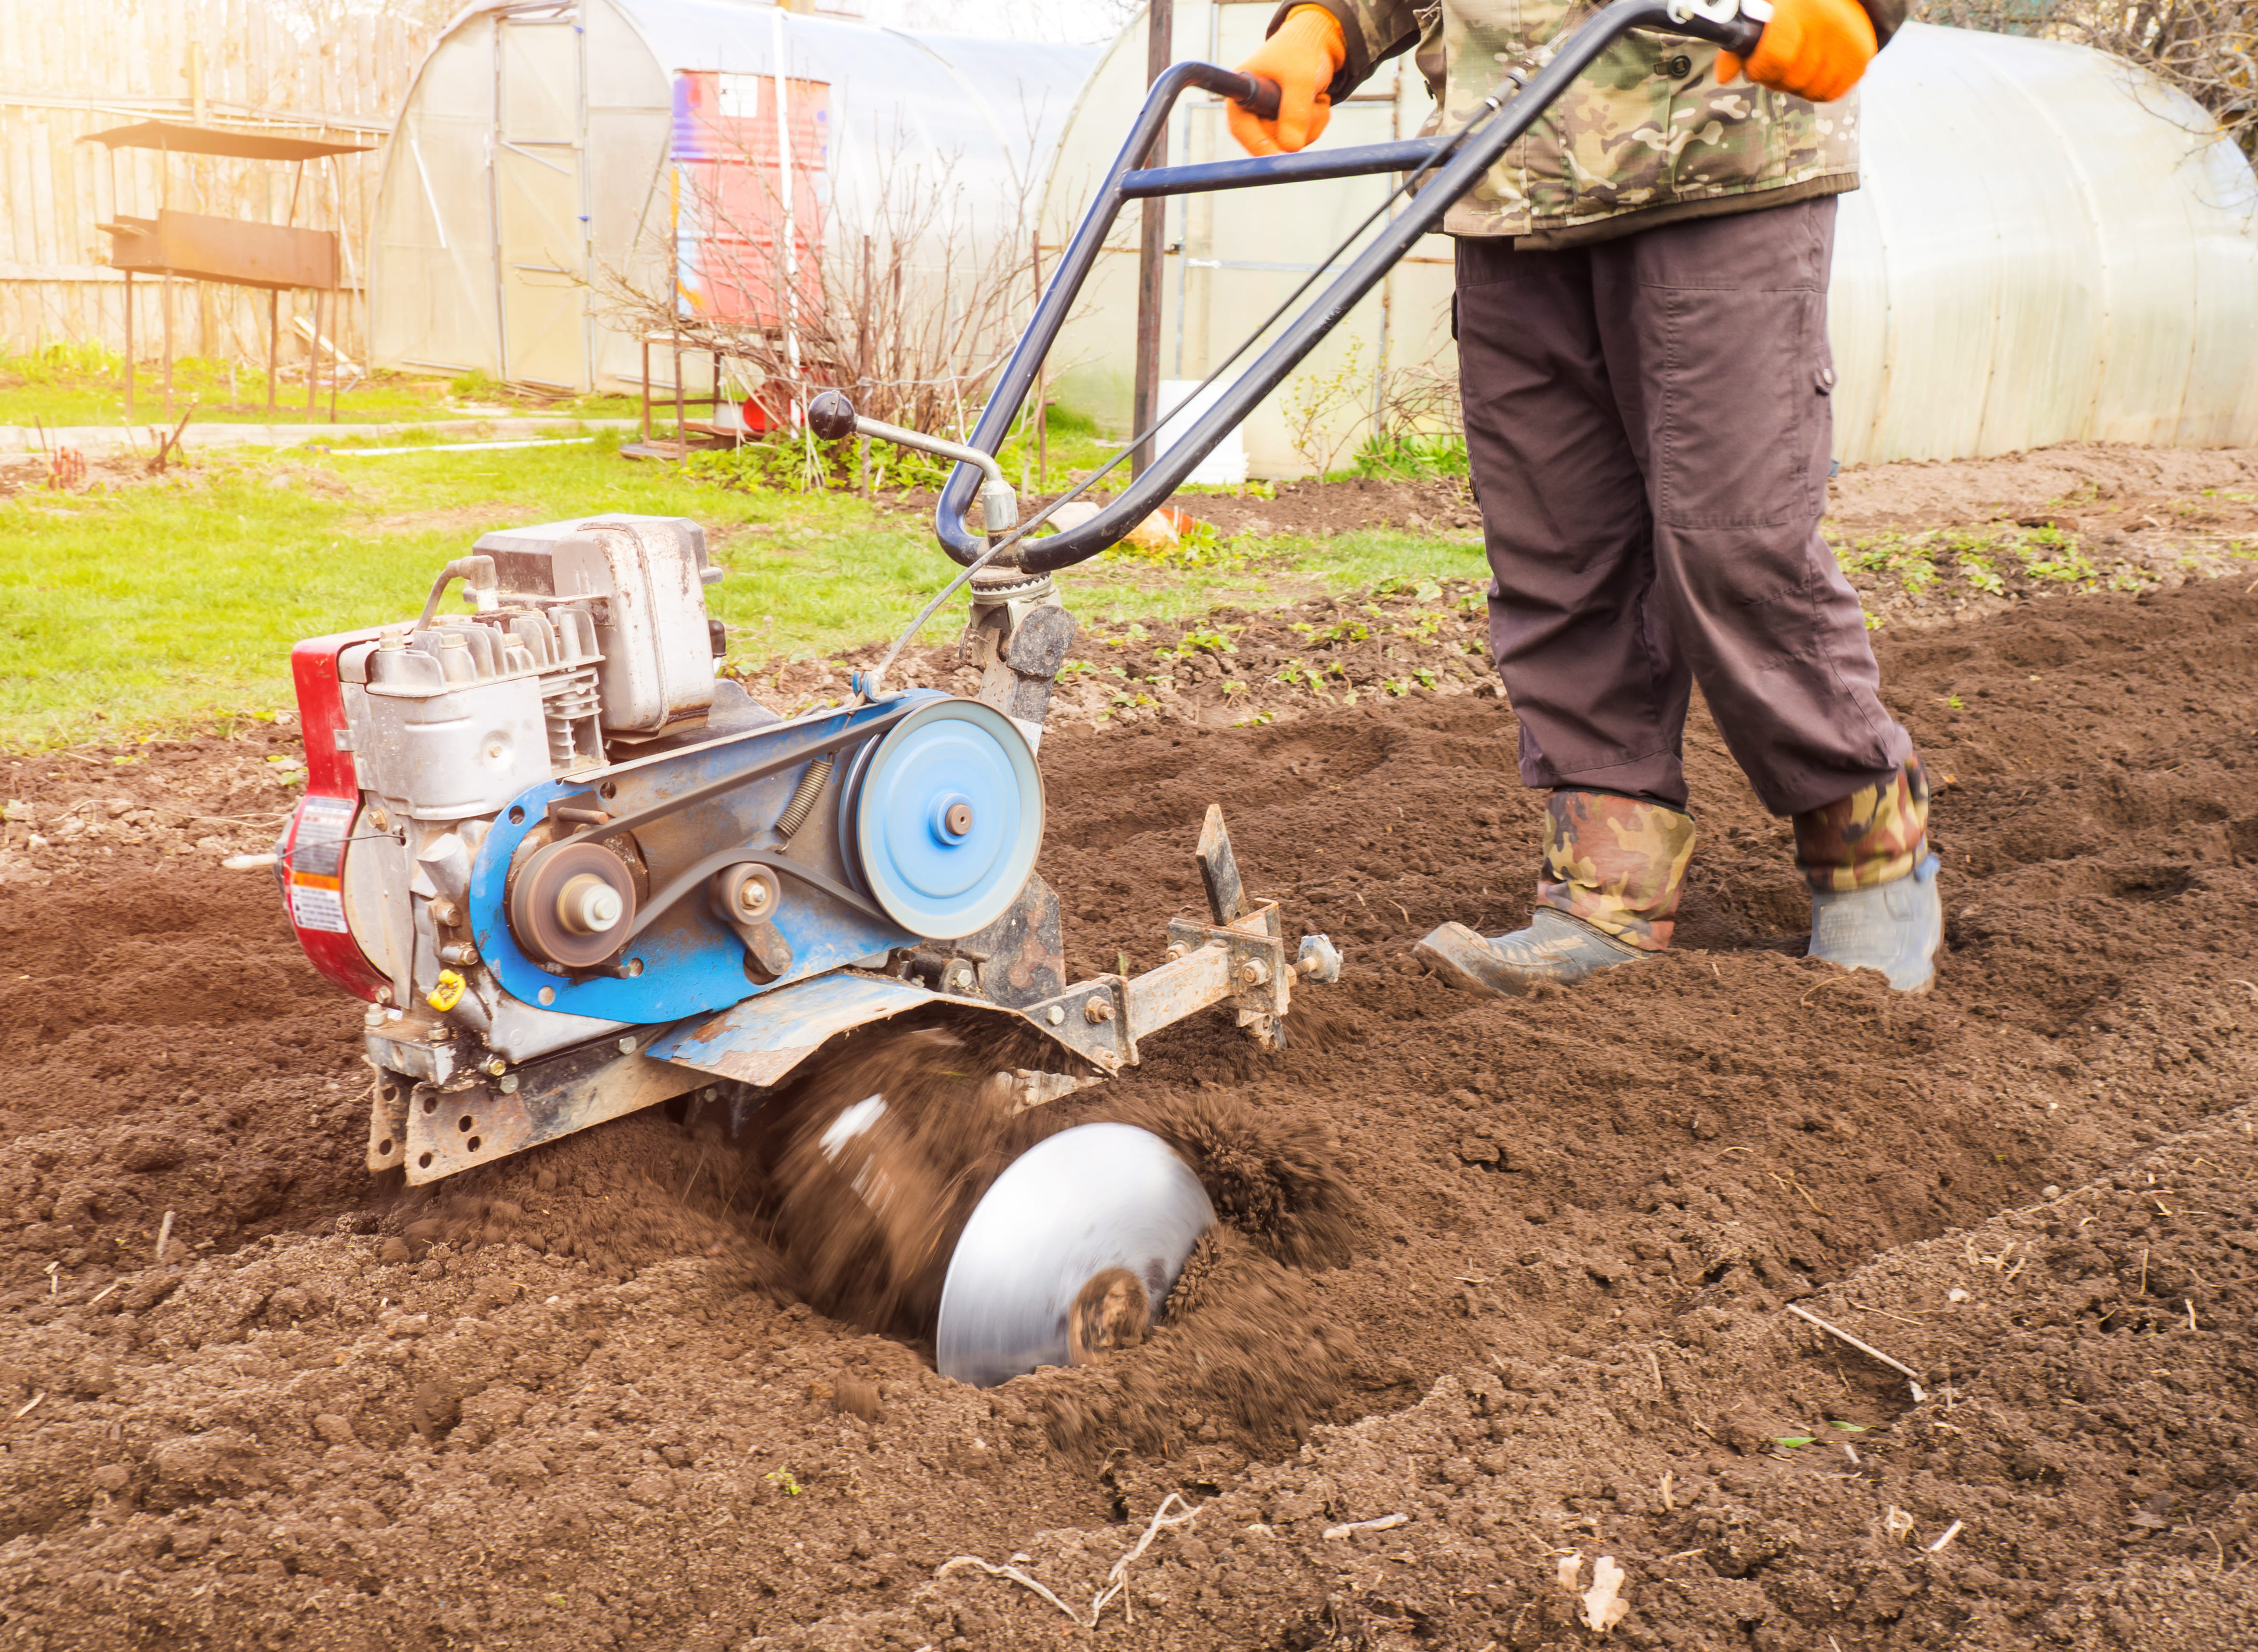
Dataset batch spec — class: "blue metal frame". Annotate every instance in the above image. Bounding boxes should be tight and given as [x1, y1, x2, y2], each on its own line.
[1118, 136, 1453, 199]
[468, 695, 940, 1024]
[646, 971, 950, 1088]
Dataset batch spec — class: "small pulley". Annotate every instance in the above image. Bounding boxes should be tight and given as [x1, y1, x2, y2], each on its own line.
[508, 838, 639, 969]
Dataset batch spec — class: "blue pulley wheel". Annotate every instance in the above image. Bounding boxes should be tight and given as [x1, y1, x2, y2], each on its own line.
[848, 697, 1043, 939]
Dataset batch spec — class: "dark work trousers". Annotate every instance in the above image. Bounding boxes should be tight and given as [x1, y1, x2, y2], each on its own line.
[1456, 195, 1910, 818]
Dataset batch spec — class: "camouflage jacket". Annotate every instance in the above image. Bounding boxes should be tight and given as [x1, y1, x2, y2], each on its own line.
[1278, 0, 1906, 245]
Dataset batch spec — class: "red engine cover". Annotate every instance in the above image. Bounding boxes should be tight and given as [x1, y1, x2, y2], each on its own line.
[282, 632, 391, 1003]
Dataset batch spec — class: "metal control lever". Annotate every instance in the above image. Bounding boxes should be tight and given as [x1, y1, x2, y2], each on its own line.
[1667, 0, 1770, 38]
[807, 390, 1019, 542]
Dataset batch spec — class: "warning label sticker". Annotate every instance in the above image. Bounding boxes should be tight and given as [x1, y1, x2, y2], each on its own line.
[288, 796, 356, 935]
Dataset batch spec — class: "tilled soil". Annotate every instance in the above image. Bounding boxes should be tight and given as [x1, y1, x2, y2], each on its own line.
[5, 482, 2258, 1649]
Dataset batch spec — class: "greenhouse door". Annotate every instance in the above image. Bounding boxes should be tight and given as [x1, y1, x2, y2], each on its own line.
[495, 14, 588, 391]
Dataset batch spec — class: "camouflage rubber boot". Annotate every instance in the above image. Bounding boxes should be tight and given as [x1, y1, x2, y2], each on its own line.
[1795, 756, 1942, 993]
[1413, 791, 1696, 996]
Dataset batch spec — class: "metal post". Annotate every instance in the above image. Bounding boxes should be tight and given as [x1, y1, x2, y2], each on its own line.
[1172, 97, 1192, 378]
[267, 289, 279, 414]
[1130, 0, 1173, 479]
[307, 288, 320, 420]
[330, 291, 341, 424]
[771, 8, 802, 389]
[858, 231, 874, 497]
[640, 338, 651, 445]
[159, 134, 171, 422]
[123, 270, 134, 424]
[673, 330, 685, 452]
[1372, 59, 1402, 440]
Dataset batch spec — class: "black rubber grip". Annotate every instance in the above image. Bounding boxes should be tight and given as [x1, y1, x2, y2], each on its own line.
[1222, 71, 1282, 120]
[1714, 13, 1764, 54]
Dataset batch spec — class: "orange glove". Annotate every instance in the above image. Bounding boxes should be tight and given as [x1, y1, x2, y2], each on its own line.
[1227, 5, 1347, 156]
[1717, 0, 1876, 103]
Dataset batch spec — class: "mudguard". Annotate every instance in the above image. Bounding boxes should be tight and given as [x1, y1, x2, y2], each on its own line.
[647, 971, 947, 1089]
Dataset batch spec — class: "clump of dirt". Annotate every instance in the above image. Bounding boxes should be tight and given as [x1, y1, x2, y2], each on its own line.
[0, 866, 366, 1294]
[976, 1089, 1373, 1463]
[1828, 441, 2258, 537]
[1122, 1089, 1362, 1272]
[745, 1021, 1058, 1339]
[0, 725, 307, 888]
[1021, 1223, 1359, 1464]
[1169, 474, 1480, 539]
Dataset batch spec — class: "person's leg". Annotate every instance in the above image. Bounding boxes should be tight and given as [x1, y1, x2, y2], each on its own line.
[1593, 195, 1904, 809]
[1794, 752, 1940, 990]
[1456, 236, 1693, 809]
[1592, 197, 1939, 988]
[1413, 237, 1698, 995]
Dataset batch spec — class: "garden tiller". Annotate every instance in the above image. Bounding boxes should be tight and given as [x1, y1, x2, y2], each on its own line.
[272, 0, 1770, 1385]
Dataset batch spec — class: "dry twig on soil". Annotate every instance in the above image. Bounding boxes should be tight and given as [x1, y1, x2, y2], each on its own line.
[1786, 1301, 1929, 1401]
[937, 1493, 1201, 1629]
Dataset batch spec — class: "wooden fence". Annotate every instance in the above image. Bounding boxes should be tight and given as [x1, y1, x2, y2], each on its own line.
[0, 0, 429, 366]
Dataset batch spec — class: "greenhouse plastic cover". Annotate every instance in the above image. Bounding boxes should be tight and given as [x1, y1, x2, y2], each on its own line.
[618, 0, 1098, 216]
[1830, 22, 2258, 461]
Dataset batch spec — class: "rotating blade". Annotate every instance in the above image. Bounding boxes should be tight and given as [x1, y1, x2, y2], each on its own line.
[936, 1123, 1215, 1388]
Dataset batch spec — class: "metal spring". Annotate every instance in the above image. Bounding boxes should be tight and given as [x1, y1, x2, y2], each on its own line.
[775, 753, 834, 839]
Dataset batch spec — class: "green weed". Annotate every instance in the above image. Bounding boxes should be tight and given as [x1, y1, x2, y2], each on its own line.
[1172, 629, 1239, 656]
[2021, 544, 2102, 586]
[1960, 555, 2006, 596]
[1353, 431, 1468, 481]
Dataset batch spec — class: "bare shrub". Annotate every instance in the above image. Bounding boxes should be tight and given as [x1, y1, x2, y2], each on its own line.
[1281, 338, 1369, 477]
[1915, 0, 2258, 156]
[591, 114, 1047, 449]
[1354, 361, 1467, 480]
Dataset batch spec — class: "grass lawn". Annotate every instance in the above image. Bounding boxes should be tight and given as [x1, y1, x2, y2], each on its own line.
[0, 426, 1483, 750]
[0, 346, 639, 429]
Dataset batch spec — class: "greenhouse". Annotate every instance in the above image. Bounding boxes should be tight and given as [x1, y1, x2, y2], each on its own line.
[370, 0, 1098, 400]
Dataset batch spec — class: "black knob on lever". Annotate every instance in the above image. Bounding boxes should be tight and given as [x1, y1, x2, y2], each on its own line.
[807, 390, 859, 442]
